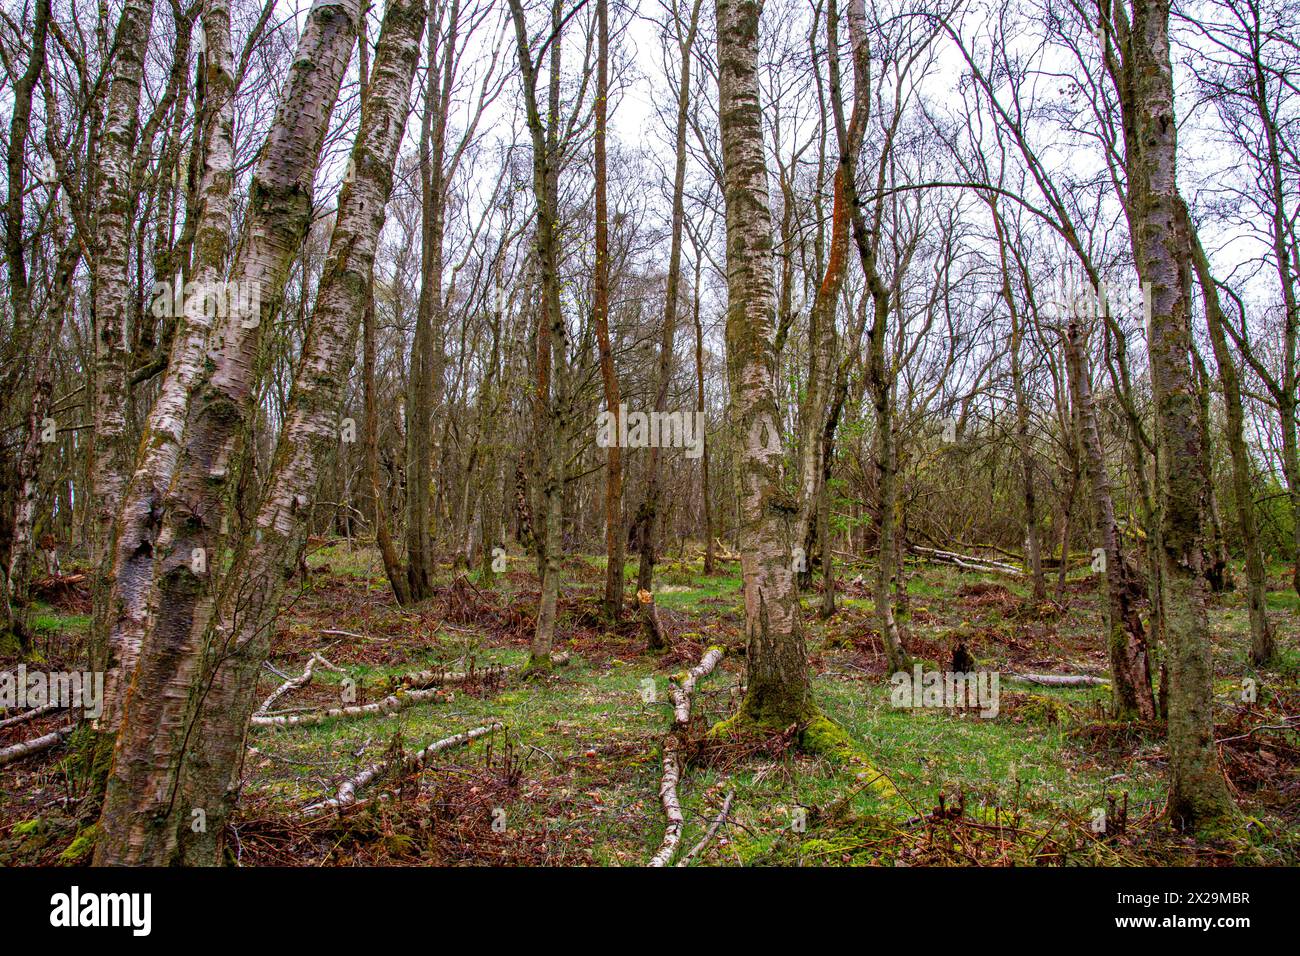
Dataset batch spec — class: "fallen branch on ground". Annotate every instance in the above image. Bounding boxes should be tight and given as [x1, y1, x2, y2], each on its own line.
[252, 686, 444, 728]
[1012, 673, 1110, 687]
[1216, 714, 1300, 745]
[648, 740, 684, 867]
[396, 652, 569, 690]
[0, 725, 73, 767]
[648, 646, 724, 867]
[256, 653, 344, 716]
[677, 788, 734, 867]
[0, 703, 62, 731]
[670, 647, 724, 726]
[712, 538, 741, 562]
[911, 544, 1023, 577]
[301, 722, 501, 817]
[252, 654, 568, 728]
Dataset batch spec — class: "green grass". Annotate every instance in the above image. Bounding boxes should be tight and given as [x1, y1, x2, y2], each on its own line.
[11, 543, 1296, 866]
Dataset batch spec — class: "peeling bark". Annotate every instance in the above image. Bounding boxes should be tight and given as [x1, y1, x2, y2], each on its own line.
[94, 0, 368, 866]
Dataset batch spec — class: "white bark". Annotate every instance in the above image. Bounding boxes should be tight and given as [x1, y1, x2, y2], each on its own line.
[0, 725, 72, 767]
[96, 0, 237, 734]
[301, 723, 501, 817]
[648, 646, 724, 867]
[1012, 674, 1110, 687]
[255, 653, 342, 716]
[95, 0, 366, 867]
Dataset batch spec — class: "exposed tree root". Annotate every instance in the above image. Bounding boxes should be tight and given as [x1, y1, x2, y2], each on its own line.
[301, 722, 502, 817]
[707, 703, 898, 802]
[648, 646, 723, 867]
[0, 725, 72, 767]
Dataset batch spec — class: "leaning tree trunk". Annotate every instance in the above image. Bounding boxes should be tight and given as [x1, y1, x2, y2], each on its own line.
[1065, 317, 1155, 720]
[93, 0, 363, 866]
[791, 0, 865, 592]
[1125, 0, 1236, 832]
[93, 0, 236, 761]
[837, 0, 910, 674]
[712, 0, 812, 731]
[170, 0, 425, 864]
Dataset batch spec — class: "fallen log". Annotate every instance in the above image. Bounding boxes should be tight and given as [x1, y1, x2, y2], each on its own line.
[670, 647, 724, 726]
[647, 739, 685, 867]
[301, 722, 501, 817]
[1012, 673, 1110, 687]
[911, 544, 1023, 577]
[0, 725, 73, 767]
[648, 646, 724, 867]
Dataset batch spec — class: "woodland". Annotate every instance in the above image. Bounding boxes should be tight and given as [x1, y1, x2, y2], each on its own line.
[0, 0, 1297, 869]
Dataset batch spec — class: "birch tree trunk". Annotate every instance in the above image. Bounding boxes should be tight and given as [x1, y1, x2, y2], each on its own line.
[839, 0, 911, 673]
[88, 0, 156, 658]
[1189, 228, 1274, 664]
[93, 0, 236, 756]
[405, 0, 458, 602]
[692, 251, 716, 576]
[364, 272, 412, 605]
[711, 0, 813, 730]
[989, 203, 1045, 602]
[791, 0, 865, 591]
[508, 0, 569, 672]
[2, 0, 54, 646]
[170, 0, 425, 865]
[94, 0, 363, 865]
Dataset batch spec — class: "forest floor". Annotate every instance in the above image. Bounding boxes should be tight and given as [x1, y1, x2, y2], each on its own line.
[3, 542, 1298, 866]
